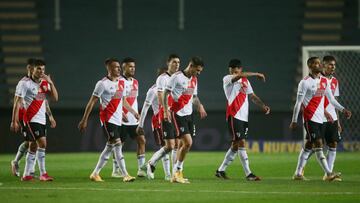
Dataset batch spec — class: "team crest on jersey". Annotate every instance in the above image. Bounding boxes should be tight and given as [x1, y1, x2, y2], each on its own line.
[133, 83, 138, 90]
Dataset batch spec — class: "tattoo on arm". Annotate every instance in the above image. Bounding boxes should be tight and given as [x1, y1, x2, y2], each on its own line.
[250, 94, 265, 108]
[193, 95, 202, 111]
[45, 100, 53, 117]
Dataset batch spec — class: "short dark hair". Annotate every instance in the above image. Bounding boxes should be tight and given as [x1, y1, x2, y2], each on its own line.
[27, 58, 37, 66]
[104, 57, 120, 66]
[122, 57, 136, 64]
[323, 55, 336, 63]
[307, 57, 319, 66]
[228, 59, 242, 68]
[34, 59, 46, 66]
[190, 56, 204, 67]
[157, 66, 168, 76]
[167, 54, 180, 62]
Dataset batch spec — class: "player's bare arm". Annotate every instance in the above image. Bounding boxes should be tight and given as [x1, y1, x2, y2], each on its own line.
[231, 72, 266, 83]
[325, 85, 351, 119]
[249, 93, 270, 115]
[123, 97, 139, 119]
[78, 95, 99, 133]
[163, 89, 171, 122]
[10, 96, 22, 132]
[193, 95, 207, 119]
[45, 100, 56, 128]
[42, 74, 58, 102]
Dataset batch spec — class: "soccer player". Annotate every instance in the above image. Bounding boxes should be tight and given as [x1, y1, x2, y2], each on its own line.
[12, 59, 58, 181]
[164, 56, 207, 184]
[10, 59, 56, 177]
[290, 57, 351, 181]
[302, 56, 344, 181]
[215, 59, 269, 181]
[78, 57, 136, 182]
[111, 57, 144, 178]
[145, 54, 181, 180]
[136, 67, 171, 180]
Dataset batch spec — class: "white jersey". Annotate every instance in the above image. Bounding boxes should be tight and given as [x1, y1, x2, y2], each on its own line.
[147, 84, 159, 115]
[138, 84, 159, 128]
[15, 76, 30, 121]
[165, 71, 198, 116]
[16, 78, 50, 125]
[292, 75, 343, 124]
[122, 77, 139, 126]
[156, 72, 174, 120]
[93, 76, 129, 126]
[223, 75, 254, 122]
[323, 76, 340, 122]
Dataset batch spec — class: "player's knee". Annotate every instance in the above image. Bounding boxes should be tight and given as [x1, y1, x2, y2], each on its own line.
[29, 142, 37, 152]
[327, 142, 337, 148]
[314, 139, 323, 148]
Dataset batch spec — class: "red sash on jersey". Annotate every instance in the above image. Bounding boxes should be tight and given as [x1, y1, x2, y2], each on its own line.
[170, 77, 197, 113]
[226, 77, 248, 119]
[24, 80, 49, 123]
[324, 78, 338, 108]
[100, 80, 124, 123]
[123, 79, 138, 114]
[303, 77, 327, 121]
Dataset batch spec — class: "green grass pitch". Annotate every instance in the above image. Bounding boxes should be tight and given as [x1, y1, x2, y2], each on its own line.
[1, 152, 360, 203]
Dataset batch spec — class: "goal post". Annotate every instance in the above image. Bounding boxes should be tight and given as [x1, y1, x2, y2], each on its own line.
[302, 46, 360, 151]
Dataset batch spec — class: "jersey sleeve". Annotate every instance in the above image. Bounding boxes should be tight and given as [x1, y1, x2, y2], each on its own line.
[223, 75, 232, 86]
[156, 76, 166, 92]
[246, 80, 254, 94]
[92, 81, 105, 98]
[297, 80, 307, 96]
[15, 80, 25, 97]
[145, 88, 156, 104]
[334, 81, 340, 97]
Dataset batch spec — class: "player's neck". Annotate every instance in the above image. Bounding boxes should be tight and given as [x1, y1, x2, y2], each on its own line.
[107, 75, 118, 81]
[123, 73, 133, 79]
[183, 68, 191, 78]
[310, 72, 321, 78]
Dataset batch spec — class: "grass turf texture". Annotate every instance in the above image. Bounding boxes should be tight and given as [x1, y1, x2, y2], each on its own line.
[0, 152, 359, 203]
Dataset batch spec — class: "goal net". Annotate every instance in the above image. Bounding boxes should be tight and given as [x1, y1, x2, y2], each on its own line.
[302, 46, 360, 151]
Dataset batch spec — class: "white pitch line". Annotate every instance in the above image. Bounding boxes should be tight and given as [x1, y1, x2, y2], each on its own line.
[0, 187, 358, 196]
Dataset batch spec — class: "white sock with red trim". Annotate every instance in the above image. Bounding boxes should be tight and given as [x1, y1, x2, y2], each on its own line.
[238, 148, 252, 176]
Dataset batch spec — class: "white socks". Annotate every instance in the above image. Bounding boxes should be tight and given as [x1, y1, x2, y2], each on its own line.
[92, 144, 113, 175]
[327, 148, 337, 172]
[162, 154, 171, 177]
[218, 148, 236, 171]
[148, 147, 168, 166]
[238, 148, 252, 176]
[171, 149, 177, 168]
[113, 143, 128, 176]
[23, 151, 36, 177]
[14, 142, 27, 163]
[36, 148, 46, 175]
[315, 148, 331, 174]
[295, 148, 311, 176]
[137, 154, 145, 170]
